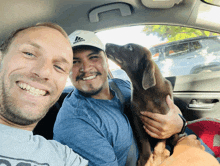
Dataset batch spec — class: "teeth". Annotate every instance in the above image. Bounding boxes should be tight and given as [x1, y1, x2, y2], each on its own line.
[23, 83, 27, 89]
[26, 85, 31, 90]
[18, 82, 47, 96]
[83, 75, 96, 80]
[30, 87, 35, 93]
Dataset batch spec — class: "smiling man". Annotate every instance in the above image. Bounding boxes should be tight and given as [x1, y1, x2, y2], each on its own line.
[53, 30, 184, 166]
[71, 46, 110, 99]
[0, 23, 88, 166]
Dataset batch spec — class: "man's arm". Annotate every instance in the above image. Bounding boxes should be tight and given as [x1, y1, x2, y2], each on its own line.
[62, 143, 89, 166]
[140, 95, 183, 139]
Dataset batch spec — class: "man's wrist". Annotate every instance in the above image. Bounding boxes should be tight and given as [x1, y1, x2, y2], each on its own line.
[178, 114, 187, 134]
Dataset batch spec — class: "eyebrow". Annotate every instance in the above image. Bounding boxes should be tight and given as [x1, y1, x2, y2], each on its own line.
[73, 52, 99, 60]
[56, 57, 71, 65]
[28, 42, 42, 49]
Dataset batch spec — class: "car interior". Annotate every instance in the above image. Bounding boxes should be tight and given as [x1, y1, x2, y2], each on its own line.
[2, 0, 220, 140]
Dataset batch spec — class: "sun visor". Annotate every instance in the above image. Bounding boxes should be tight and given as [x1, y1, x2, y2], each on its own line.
[141, 0, 183, 9]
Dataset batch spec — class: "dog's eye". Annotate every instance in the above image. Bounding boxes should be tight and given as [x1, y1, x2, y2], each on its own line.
[126, 45, 133, 51]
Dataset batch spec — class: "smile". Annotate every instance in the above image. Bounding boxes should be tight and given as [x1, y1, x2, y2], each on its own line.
[17, 82, 47, 96]
[82, 75, 97, 81]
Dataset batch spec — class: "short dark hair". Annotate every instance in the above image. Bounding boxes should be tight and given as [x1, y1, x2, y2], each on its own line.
[73, 45, 103, 55]
[0, 22, 69, 54]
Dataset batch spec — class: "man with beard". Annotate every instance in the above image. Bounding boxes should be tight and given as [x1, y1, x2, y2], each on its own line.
[53, 30, 184, 166]
[0, 23, 88, 166]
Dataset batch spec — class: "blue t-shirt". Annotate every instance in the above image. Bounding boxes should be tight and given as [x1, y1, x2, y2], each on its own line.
[53, 79, 138, 166]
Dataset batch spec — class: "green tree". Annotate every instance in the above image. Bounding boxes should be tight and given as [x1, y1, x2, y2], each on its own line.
[143, 25, 219, 42]
[204, 0, 213, 3]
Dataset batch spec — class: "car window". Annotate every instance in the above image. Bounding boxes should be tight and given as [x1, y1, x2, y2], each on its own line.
[150, 48, 160, 61]
[65, 77, 73, 87]
[165, 42, 189, 58]
[96, 25, 220, 79]
[190, 41, 202, 51]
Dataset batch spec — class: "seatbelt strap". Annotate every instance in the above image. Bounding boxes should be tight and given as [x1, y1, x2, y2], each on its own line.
[109, 81, 125, 105]
[126, 136, 138, 166]
[109, 81, 138, 166]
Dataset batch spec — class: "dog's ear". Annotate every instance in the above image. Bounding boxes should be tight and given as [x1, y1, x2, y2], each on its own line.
[142, 61, 156, 90]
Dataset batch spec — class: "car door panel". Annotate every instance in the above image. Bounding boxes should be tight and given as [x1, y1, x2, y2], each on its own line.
[167, 71, 220, 121]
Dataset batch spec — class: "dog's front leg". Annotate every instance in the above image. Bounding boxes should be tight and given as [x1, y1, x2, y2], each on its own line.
[131, 112, 152, 166]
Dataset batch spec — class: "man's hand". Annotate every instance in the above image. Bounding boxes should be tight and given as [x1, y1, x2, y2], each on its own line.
[175, 134, 205, 151]
[145, 140, 170, 166]
[140, 95, 183, 139]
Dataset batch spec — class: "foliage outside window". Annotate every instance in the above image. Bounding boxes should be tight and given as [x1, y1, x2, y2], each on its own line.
[143, 25, 219, 42]
[203, 0, 220, 6]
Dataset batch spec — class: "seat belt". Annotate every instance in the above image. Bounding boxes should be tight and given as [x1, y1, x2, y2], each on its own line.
[109, 81, 125, 105]
[109, 81, 138, 166]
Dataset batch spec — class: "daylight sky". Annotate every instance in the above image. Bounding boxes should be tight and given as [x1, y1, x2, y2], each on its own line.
[96, 25, 164, 48]
[96, 25, 166, 71]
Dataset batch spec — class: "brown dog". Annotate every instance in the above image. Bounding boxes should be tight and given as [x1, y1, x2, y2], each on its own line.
[105, 43, 175, 166]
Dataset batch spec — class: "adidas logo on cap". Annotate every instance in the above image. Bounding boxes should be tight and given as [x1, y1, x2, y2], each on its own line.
[69, 30, 105, 50]
[73, 36, 85, 44]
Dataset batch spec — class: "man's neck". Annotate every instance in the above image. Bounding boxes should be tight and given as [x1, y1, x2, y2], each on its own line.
[91, 88, 114, 100]
[92, 81, 114, 100]
[0, 115, 36, 131]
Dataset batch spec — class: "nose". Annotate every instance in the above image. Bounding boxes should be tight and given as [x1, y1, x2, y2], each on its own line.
[79, 60, 91, 72]
[30, 58, 52, 80]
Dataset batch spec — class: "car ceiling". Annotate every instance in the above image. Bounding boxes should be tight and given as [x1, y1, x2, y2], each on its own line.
[1, 0, 220, 42]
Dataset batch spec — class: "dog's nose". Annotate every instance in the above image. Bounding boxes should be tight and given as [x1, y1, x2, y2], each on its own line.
[105, 43, 117, 49]
[105, 43, 116, 53]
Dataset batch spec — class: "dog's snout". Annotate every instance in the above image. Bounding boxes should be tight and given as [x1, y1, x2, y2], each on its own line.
[110, 48, 116, 53]
[105, 43, 119, 52]
[105, 43, 111, 48]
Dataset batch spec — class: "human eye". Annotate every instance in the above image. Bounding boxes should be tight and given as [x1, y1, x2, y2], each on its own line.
[54, 65, 65, 72]
[90, 55, 99, 60]
[23, 52, 35, 57]
[73, 60, 80, 65]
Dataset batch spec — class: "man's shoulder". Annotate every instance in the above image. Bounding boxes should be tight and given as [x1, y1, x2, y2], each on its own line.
[33, 134, 80, 157]
[33, 134, 64, 148]
[109, 78, 131, 102]
[60, 88, 85, 110]
[55, 89, 93, 123]
[110, 78, 131, 88]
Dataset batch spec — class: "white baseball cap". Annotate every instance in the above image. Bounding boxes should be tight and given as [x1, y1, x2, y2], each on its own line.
[69, 30, 105, 51]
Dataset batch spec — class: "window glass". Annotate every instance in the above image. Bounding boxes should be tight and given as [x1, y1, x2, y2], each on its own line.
[165, 43, 189, 58]
[191, 41, 202, 51]
[96, 25, 220, 79]
[150, 47, 160, 61]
